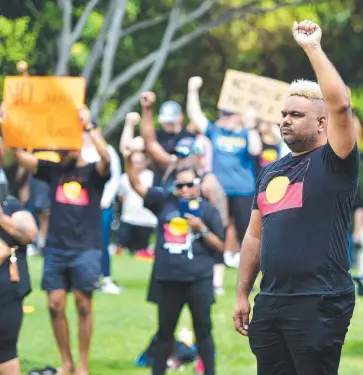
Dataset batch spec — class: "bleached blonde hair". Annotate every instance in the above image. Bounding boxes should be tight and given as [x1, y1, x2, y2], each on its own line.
[288, 79, 324, 101]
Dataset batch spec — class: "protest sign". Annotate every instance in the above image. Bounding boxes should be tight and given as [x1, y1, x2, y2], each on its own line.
[218, 69, 289, 123]
[2, 77, 85, 149]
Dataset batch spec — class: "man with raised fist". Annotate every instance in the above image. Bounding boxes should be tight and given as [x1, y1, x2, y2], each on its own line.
[233, 20, 358, 375]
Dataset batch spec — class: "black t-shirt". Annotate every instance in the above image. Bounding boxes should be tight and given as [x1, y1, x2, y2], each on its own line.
[144, 188, 225, 282]
[253, 143, 359, 296]
[35, 160, 109, 250]
[153, 129, 196, 187]
[0, 197, 31, 303]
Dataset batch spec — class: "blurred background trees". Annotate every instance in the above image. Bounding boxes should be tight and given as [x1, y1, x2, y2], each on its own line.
[1, 0, 362, 144]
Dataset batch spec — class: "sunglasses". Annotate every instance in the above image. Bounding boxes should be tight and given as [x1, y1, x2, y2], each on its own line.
[174, 178, 201, 190]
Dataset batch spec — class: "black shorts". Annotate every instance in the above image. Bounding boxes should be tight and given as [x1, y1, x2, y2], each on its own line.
[0, 298, 23, 363]
[42, 247, 102, 293]
[227, 195, 253, 243]
[29, 175, 50, 211]
[117, 221, 153, 253]
[249, 292, 355, 375]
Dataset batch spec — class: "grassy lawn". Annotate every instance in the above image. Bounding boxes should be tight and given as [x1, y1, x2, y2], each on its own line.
[19, 255, 363, 375]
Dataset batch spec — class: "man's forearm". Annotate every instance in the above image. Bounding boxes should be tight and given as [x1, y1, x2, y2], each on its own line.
[0, 214, 34, 245]
[236, 234, 261, 299]
[88, 129, 110, 165]
[140, 107, 156, 143]
[305, 45, 350, 109]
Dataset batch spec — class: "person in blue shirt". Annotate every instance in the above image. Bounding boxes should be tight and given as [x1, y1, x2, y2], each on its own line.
[187, 77, 262, 267]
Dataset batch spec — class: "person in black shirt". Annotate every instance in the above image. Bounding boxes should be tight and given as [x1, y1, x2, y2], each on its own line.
[125, 155, 224, 375]
[139, 92, 195, 187]
[0, 173, 38, 375]
[233, 20, 359, 375]
[1, 105, 110, 375]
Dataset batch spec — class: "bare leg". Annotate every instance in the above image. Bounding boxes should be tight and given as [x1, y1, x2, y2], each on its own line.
[48, 290, 75, 375]
[74, 291, 93, 375]
[213, 263, 225, 289]
[38, 209, 50, 249]
[0, 358, 20, 375]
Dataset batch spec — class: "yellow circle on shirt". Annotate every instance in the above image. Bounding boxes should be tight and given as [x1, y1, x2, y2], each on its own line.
[266, 176, 290, 204]
[169, 218, 188, 236]
[63, 181, 82, 199]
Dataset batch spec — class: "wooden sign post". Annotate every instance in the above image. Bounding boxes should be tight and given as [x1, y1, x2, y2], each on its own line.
[218, 69, 289, 124]
[2, 77, 86, 150]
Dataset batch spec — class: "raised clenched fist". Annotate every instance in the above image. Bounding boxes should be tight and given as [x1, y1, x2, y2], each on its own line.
[140, 92, 156, 108]
[188, 76, 203, 91]
[125, 112, 141, 126]
[292, 20, 322, 49]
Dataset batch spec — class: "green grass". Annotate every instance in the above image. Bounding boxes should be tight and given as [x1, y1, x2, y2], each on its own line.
[19, 255, 363, 375]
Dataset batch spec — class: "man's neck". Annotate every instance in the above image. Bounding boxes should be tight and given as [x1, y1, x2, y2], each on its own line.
[291, 139, 327, 157]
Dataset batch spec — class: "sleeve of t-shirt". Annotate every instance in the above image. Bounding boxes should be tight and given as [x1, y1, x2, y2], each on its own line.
[322, 142, 359, 185]
[203, 203, 225, 242]
[34, 160, 57, 184]
[143, 187, 169, 215]
[205, 121, 216, 140]
[7, 197, 23, 215]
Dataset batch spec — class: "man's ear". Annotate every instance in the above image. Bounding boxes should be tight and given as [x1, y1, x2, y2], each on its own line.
[317, 116, 326, 133]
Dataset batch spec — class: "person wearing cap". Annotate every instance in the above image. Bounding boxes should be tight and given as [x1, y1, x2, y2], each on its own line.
[140, 95, 195, 187]
[0, 104, 110, 375]
[187, 77, 262, 268]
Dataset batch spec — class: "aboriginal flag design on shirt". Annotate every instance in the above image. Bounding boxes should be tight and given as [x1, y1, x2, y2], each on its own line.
[257, 157, 310, 216]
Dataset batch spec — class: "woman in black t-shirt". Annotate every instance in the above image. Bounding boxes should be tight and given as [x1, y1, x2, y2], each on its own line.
[125, 155, 224, 375]
[0, 188, 38, 375]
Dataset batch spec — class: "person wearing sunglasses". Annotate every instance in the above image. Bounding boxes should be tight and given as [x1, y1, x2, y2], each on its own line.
[124, 153, 224, 375]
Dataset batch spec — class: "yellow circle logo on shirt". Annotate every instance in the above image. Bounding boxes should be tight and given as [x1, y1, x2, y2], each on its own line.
[63, 182, 82, 199]
[266, 176, 290, 204]
[168, 218, 188, 236]
[262, 149, 278, 163]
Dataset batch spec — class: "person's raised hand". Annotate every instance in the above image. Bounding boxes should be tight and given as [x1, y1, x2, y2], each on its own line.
[125, 112, 141, 127]
[188, 76, 203, 91]
[292, 20, 322, 50]
[140, 92, 156, 109]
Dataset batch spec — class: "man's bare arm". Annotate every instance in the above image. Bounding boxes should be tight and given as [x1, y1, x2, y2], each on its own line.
[293, 21, 355, 159]
[236, 210, 262, 299]
[140, 92, 171, 167]
[11, 149, 38, 174]
[0, 210, 38, 245]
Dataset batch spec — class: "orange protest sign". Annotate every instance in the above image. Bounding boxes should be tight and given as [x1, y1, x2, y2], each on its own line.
[2, 77, 85, 149]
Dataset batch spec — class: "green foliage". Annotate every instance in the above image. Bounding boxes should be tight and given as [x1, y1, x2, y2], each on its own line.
[0, 16, 37, 94]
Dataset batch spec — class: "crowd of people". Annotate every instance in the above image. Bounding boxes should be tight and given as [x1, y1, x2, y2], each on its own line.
[0, 19, 362, 375]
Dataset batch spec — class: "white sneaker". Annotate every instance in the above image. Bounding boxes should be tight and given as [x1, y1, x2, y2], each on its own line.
[224, 252, 240, 268]
[27, 244, 39, 257]
[101, 281, 122, 295]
